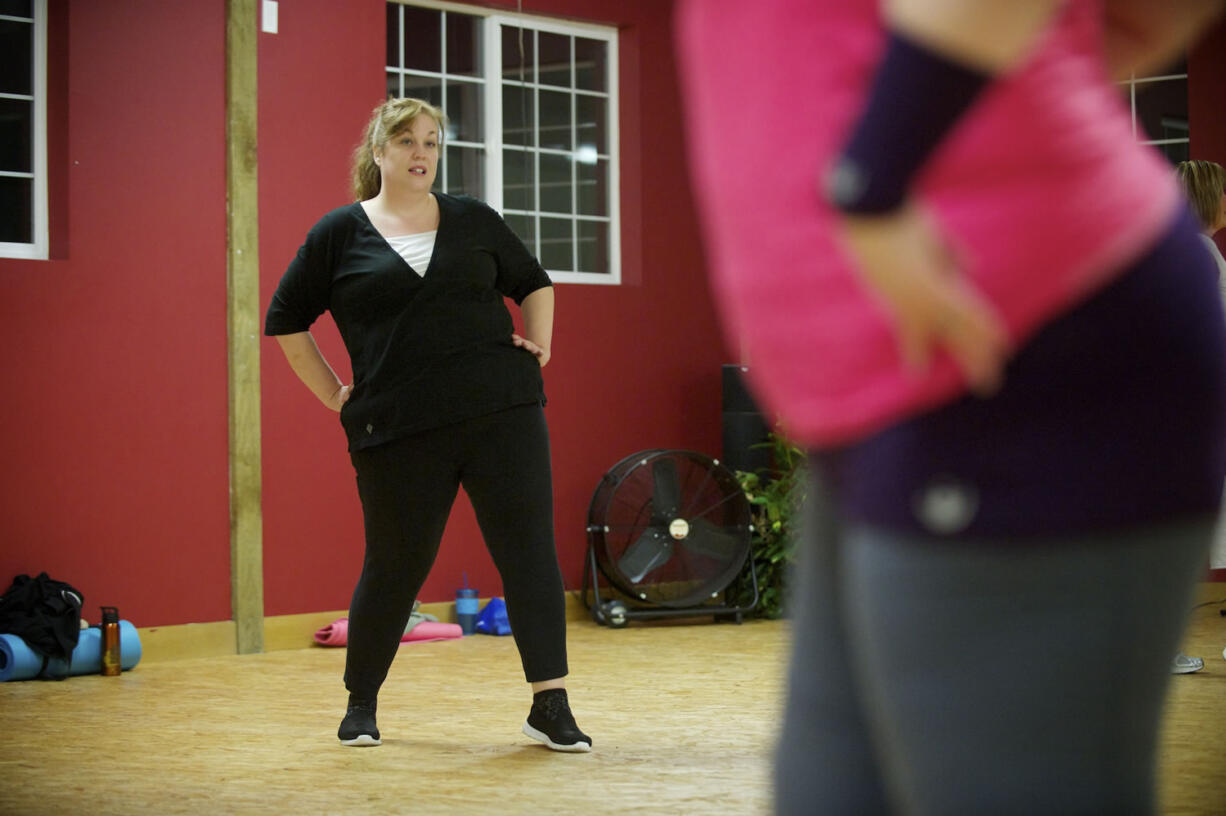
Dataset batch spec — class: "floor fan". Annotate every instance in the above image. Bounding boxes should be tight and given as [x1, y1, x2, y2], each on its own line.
[582, 449, 759, 626]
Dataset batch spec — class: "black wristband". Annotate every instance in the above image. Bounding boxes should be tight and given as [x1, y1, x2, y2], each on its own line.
[823, 30, 991, 215]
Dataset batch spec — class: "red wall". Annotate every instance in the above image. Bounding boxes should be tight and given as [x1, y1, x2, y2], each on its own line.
[0, 1, 232, 625]
[0, 0, 724, 628]
[258, 0, 728, 616]
[9, 5, 1216, 628]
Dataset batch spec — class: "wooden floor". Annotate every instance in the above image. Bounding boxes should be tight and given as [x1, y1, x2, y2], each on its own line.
[1, 600, 1223, 815]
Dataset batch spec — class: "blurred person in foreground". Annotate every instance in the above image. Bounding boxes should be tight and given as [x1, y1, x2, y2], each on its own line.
[677, 1, 1225, 813]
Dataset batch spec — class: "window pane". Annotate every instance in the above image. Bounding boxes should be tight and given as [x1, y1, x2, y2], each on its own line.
[577, 159, 606, 217]
[578, 220, 609, 275]
[575, 38, 606, 93]
[502, 25, 534, 83]
[1157, 142, 1190, 165]
[503, 148, 535, 210]
[0, 98, 31, 172]
[401, 6, 441, 73]
[1134, 77, 1187, 141]
[0, 176, 32, 243]
[401, 75, 442, 109]
[576, 94, 607, 155]
[538, 32, 570, 88]
[445, 13, 481, 77]
[445, 145, 483, 198]
[385, 3, 399, 67]
[0, 1, 32, 17]
[539, 153, 572, 214]
[539, 90, 571, 151]
[503, 85, 535, 147]
[540, 216, 573, 271]
[504, 213, 536, 257]
[0, 20, 32, 96]
[385, 72, 402, 99]
[444, 81, 482, 142]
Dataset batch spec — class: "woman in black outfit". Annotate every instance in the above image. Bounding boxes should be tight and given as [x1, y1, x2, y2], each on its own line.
[266, 97, 590, 752]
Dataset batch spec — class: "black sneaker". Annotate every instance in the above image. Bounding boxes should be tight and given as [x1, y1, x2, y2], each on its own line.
[522, 688, 592, 752]
[338, 697, 381, 746]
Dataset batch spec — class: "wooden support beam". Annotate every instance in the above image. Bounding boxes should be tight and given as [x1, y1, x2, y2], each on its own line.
[225, 0, 264, 654]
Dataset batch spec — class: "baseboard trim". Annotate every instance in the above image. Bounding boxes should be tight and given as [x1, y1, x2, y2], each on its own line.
[139, 584, 1223, 665]
[137, 593, 593, 664]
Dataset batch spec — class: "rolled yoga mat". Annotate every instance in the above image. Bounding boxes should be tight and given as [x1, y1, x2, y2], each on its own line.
[314, 617, 463, 647]
[0, 621, 142, 682]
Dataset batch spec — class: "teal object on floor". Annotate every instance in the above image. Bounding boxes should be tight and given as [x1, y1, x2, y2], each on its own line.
[475, 597, 512, 635]
[0, 620, 142, 681]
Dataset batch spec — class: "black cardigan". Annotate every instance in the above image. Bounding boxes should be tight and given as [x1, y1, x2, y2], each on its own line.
[265, 193, 553, 451]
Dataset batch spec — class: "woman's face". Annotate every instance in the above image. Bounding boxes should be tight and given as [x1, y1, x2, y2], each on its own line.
[375, 113, 440, 193]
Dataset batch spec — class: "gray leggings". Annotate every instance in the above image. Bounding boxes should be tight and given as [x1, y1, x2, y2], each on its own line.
[776, 471, 1213, 816]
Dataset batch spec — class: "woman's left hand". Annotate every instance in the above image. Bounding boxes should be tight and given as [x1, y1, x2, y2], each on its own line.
[833, 202, 1009, 396]
[512, 333, 551, 367]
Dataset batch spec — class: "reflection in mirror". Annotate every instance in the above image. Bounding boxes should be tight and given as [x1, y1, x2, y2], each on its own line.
[575, 37, 606, 93]
[576, 95, 606, 155]
[503, 148, 535, 211]
[538, 31, 570, 88]
[540, 216, 573, 271]
[446, 13, 482, 77]
[578, 219, 609, 275]
[539, 90, 572, 151]
[540, 153, 573, 215]
[400, 5, 441, 73]
[445, 81, 483, 143]
[502, 25, 534, 82]
[578, 160, 607, 218]
[504, 212, 537, 256]
[503, 85, 535, 147]
[446, 146, 483, 198]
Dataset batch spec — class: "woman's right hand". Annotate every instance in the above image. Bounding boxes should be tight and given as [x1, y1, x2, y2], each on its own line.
[324, 384, 352, 412]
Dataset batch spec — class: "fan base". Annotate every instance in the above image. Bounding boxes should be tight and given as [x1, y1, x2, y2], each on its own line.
[581, 543, 759, 628]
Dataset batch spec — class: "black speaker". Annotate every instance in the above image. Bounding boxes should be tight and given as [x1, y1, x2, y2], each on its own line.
[721, 365, 771, 476]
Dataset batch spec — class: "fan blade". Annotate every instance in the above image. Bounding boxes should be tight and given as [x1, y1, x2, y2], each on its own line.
[651, 458, 682, 519]
[679, 517, 744, 562]
[617, 528, 674, 583]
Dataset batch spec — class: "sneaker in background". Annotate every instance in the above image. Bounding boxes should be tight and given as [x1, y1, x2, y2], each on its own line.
[1170, 653, 1204, 674]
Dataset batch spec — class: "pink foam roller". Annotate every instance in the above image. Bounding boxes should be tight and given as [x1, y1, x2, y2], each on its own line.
[314, 617, 349, 646]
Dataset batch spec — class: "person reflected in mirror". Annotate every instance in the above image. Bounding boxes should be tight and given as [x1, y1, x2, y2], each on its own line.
[266, 97, 589, 752]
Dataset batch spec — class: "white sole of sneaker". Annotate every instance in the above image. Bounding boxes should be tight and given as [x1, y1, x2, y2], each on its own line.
[1171, 659, 1204, 674]
[339, 734, 382, 747]
[522, 721, 591, 753]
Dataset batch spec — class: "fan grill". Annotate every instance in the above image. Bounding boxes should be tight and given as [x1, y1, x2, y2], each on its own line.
[588, 450, 751, 609]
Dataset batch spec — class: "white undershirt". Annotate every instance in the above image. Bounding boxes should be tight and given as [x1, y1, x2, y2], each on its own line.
[385, 230, 437, 276]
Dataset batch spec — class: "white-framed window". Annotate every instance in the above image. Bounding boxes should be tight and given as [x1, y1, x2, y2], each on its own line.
[1121, 59, 1188, 165]
[387, 0, 620, 285]
[0, 0, 47, 260]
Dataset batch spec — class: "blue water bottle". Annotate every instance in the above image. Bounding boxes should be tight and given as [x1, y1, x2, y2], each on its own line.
[455, 577, 479, 636]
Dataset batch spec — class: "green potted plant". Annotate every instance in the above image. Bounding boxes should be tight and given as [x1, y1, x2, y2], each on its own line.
[731, 432, 806, 619]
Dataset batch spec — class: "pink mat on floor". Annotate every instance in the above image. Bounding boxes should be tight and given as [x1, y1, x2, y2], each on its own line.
[313, 618, 463, 647]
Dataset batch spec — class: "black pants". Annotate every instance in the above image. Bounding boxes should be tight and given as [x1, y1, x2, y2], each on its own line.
[344, 403, 568, 699]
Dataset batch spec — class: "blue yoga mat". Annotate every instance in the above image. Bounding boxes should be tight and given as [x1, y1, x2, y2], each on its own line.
[0, 621, 142, 682]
